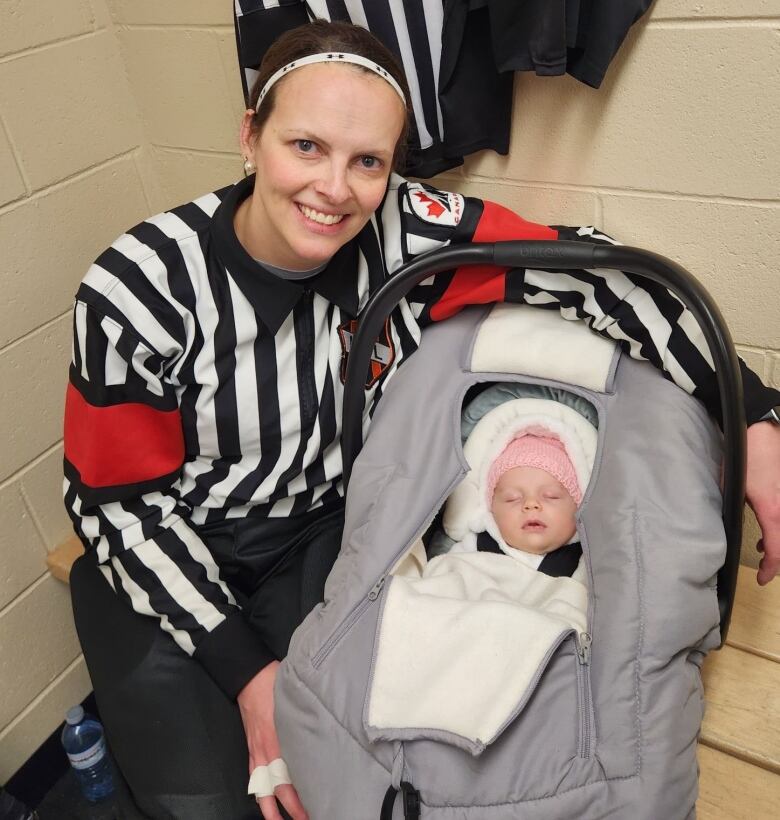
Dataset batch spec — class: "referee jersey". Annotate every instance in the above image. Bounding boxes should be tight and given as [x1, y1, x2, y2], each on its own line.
[64, 173, 778, 696]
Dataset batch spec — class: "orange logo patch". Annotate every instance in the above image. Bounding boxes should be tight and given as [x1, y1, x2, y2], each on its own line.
[338, 318, 396, 388]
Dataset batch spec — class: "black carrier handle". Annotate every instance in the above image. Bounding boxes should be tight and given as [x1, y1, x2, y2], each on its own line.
[341, 241, 746, 644]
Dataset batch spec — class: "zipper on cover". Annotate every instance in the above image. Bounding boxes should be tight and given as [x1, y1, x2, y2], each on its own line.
[576, 631, 593, 758]
[487, 629, 575, 746]
[487, 631, 594, 752]
[311, 573, 388, 668]
[312, 592, 377, 669]
[310, 498, 455, 670]
[577, 632, 592, 665]
[368, 577, 386, 601]
[578, 525, 596, 759]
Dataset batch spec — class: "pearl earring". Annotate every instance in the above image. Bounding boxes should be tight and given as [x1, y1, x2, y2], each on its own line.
[243, 157, 256, 177]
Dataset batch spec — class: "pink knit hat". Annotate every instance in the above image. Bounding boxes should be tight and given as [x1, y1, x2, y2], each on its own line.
[486, 432, 582, 506]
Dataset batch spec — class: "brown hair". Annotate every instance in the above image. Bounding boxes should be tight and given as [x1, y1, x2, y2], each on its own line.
[247, 20, 412, 171]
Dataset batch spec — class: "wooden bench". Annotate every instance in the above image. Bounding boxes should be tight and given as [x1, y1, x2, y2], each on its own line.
[46, 535, 84, 582]
[48, 540, 779, 813]
[698, 566, 780, 816]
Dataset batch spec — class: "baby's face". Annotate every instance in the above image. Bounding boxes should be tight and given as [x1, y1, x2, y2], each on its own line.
[491, 466, 577, 555]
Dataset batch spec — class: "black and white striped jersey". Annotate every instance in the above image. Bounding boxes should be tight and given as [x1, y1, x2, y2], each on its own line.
[235, 0, 444, 155]
[234, 0, 512, 177]
[64, 173, 777, 696]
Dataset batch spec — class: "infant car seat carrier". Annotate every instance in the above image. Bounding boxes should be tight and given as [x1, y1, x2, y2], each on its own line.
[275, 243, 745, 819]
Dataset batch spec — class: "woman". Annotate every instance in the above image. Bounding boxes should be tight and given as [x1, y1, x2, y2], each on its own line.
[65, 20, 780, 820]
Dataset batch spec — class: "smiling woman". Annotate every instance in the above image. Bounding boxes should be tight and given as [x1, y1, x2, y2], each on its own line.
[234, 60, 407, 270]
[62, 16, 780, 820]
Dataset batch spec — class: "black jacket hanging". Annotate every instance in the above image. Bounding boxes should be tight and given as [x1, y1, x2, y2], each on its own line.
[486, 0, 573, 77]
[567, 0, 655, 88]
[474, 0, 655, 89]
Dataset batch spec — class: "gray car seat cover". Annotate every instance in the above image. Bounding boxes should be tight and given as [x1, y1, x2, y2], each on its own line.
[275, 306, 722, 818]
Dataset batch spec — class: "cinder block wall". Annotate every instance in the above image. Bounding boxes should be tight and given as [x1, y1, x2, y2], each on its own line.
[111, 0, 248, 212]
[0, 0, 777, 781]
[0, 0, 154, 781]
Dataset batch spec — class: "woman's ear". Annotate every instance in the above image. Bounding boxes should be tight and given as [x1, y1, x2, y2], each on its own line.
[239, 109, 257, 156]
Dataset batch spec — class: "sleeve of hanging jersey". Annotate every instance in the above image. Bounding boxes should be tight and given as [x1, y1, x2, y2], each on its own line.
[64, 299, 275, 698]
[398, 183, 779, 425]
[234, 1, 310, 104]
[565, 1, 656, 90]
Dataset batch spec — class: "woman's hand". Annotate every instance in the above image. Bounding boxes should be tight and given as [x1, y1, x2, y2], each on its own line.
[237, 661, 309, 820]
[746, 420, 780, 585]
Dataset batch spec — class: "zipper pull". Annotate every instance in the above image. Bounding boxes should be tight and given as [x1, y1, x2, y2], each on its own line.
[577, 632, 592, 665]
[367, 576, 386, 601]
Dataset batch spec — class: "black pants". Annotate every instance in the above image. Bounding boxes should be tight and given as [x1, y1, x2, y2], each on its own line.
[70, 502, 345, 820]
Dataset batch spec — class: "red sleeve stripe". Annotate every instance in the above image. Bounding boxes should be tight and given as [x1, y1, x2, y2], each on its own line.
[472, 200, 558, 243]
[429, 202, 559, 322]
[64, 383, 185, 488]
[429, 267, 507, 322]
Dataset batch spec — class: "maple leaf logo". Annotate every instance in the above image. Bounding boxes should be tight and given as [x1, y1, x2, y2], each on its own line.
[413, 191, 446, 219]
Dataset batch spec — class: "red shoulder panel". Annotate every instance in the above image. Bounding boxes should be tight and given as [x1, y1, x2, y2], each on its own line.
[472, 200, 558, 243]
[429, 202, 559, 321]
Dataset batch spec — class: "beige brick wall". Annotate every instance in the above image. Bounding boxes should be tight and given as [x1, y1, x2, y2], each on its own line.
[0, 0, 777, 781]
[111, 0, 246, 210]
[0, 0, 152, 780]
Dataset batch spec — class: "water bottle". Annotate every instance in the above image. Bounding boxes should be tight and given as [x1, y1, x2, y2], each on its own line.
[61, 705, 115, 802]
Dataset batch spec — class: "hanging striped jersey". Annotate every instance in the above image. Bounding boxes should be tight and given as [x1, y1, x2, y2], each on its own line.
[64, 173, 774, 695]
[233, 0, 512, 177]
[235, 0, 444, 154]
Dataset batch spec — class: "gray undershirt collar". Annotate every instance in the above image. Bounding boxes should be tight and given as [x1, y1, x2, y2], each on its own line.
[254, 257, 328, 281]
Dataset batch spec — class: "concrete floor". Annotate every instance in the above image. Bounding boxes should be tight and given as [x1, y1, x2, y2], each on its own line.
[36, 767, 146, 820]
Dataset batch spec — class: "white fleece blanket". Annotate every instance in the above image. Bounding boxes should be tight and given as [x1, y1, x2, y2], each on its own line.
[365, 551, 588, 749]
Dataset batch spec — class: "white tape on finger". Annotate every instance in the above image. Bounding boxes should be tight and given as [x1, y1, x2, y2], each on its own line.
[268, 758, 291, 788]
[248, 758, 292, 797]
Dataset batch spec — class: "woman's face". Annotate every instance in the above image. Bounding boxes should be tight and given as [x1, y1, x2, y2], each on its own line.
[240, 63, 406, 270]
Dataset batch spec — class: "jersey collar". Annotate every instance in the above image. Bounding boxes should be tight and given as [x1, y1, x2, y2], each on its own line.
[211, 174, 361, 334]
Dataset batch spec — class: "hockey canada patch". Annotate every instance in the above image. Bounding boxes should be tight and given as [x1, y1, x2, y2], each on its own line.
[406, 184, 463, 227]
[338, 318, 396, 388]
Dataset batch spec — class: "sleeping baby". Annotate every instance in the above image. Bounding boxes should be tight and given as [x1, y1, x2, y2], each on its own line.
[426, 382, 595, 584]
[480, 429, 584, 578]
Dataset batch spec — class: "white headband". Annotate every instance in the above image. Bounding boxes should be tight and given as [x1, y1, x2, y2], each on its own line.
[255, 52, 407, 111]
